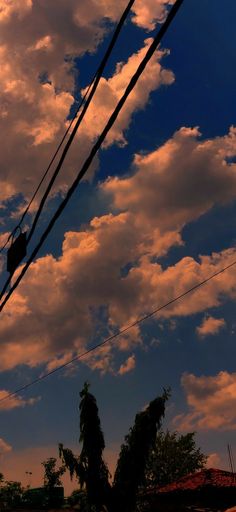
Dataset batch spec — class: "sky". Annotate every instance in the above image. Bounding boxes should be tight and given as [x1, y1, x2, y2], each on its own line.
[0, 0, 236, 494]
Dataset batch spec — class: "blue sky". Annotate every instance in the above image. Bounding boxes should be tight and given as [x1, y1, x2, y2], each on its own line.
[0, 0, 236, 492]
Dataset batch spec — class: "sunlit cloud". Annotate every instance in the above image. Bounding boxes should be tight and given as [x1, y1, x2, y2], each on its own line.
[0, 438, 12, 454]
[174, 371, 236, 431]
[118, 354, 136, 375]
[196, 316, 226, 338]
[0, 390, 40, 411]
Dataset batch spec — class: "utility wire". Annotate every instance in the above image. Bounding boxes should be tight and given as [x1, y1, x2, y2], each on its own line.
[0, 0, 184, 309]
[0, 0, 136, 255]
[0, 250, 235, 406]
[0, 0, 136, 300]
[26, 0, 136, 246]
[0, 76, 95, 254]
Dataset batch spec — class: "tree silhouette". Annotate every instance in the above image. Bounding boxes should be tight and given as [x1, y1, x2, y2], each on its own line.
[41, 457, 65, 489]
[145, 430, 207, 488]
[112, 389, 170, 512]
[60, 383, 169, 512]
[79, 382, 111, 510]
[58, 444, 83, 482]
[60, 382, 110, 511]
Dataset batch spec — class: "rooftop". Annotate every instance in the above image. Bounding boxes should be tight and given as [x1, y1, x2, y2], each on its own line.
[146, 468, 236, 496]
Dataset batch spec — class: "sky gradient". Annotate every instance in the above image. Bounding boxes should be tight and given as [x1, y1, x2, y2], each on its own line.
[0, 0, 236, 494]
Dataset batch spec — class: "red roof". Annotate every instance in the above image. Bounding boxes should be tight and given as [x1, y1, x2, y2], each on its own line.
[147, 468, 236, 495]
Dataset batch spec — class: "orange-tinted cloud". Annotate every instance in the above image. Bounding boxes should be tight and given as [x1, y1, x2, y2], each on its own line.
[79, 41, 174, 146]
[196, 316, 226, 338]
[1, 126, 236, 375]
[0, 438, 12, 454]
[0, 390, 40, 411]
[104, 126, 236, 233]
[0, 1, 175, 207]
[118, 354, 136, 375]
[206, 452, 221, 468]
[174, 371, 236, 431]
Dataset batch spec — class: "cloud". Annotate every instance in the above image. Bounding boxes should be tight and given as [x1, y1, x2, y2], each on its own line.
[206, 452, 221, 469]
[118, 354, 136, 375]
[0, 0, 176, 209]
[196, 316, 226, 338]
[0, 0, 32, 23]
[174, 371, 236, 431]
[1, 127, 236, 374]
[1, 227, 236, 375]
[0, 18, 174, 206]
[131, 0, 175, 30]
[104, 126, 236, 233]
[79, 41, 174, 146]
[0, 390, 40, 411]
[0, 438, 12, 454]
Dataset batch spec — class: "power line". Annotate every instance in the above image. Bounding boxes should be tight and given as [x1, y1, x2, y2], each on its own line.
[26, 0, 136, 246]
[0, 249, 235, 406]
[0, 75, 95, 256]
[0, 0, 136, 256]
[0, 0, 136, 300]
[0, 0, 184, 310]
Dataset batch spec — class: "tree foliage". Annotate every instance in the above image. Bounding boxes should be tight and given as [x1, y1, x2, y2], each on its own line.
[112, 389, 170, 512]
[79, 381, 110, 510]
[59, 382, 110, 511]
[41, 457, 65, 489]
[58, 444, 83, 482]
[60, 383, 171, 512]
[0, 477, 24, 510]
[145, 430, 207, 488]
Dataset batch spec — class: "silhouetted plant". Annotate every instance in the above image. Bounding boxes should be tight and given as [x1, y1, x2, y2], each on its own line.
[0, 479, 24, 510]
[42, 457, 65, 489]
[58, 443, 84, 482]
[60, 383, 170, 512]
[145, 430, 207, 488]
[112, 388, 170, 512]
[79, 381, 111, 510]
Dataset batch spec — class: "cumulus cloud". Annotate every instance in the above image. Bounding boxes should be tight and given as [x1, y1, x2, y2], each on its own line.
[174, 371, 236, 431]
[196, 316, 226, 338]
[1, 225, 236, 374]
[104, 126, 236, 233]
[0, 0, 176, 208]
[0, 390, 40, 411]
[131, 0, 175, 30]
[0, 19, 174, 207]
[1, 124, 236, 374]
[206, 452, 221, 468]
[0, 438, 12, 454]
[118, 354, 136, 375]
[79, 41, 174, 146]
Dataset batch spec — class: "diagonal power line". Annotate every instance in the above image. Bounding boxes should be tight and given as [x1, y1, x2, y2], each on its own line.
[0, 0, 184, 311]
[0, 0, 136, 254]
[0, 251, 236, 406]
[26, 0, 136, 246]
[0, 0, 136, 297]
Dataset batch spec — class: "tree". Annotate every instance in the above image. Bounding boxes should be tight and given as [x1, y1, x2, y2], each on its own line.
[60, 382, 110, 511]
[0, 479, 24, 510]
[145, 430, 207, 488]
[42, 457, 65, 489]
[67, 489, 93, 511]
[60, 384, 169, 512]
[112, 389, 170, 512]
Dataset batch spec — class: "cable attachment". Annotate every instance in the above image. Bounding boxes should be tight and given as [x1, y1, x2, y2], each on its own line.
[7, 227, 27, 275]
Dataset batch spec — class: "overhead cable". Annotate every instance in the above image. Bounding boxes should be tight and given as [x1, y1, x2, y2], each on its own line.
[26, 0, 136, 246]
[0, 74, 95, 255]
[0, 0, 184, 310]
[0, 249, 235, 406]
[0, 0, 136, 298]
